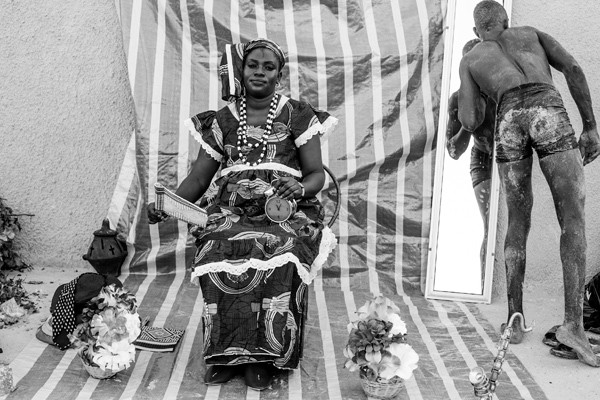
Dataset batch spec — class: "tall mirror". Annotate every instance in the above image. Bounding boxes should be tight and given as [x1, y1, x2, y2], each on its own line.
[426, 0, 512, 303]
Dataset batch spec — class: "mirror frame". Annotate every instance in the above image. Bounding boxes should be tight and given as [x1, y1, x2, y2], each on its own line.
[425, 0, 512, 303]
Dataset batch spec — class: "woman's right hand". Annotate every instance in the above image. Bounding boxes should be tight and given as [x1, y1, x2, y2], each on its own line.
[147, 202, 168, 224]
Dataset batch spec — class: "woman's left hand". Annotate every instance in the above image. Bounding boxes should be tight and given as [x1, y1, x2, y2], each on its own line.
[273, 177, 303, 200]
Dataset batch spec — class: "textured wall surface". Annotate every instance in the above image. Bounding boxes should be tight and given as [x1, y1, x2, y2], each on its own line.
[0, 1, 135, 271]
[491, 0, 600, 298]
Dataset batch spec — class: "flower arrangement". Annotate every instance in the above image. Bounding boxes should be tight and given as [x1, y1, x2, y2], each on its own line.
[343, 296, 419, 383]
[69, 284, 141, 373]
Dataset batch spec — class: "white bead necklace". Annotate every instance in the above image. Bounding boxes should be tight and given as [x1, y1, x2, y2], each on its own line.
[236, 93, 279, 166]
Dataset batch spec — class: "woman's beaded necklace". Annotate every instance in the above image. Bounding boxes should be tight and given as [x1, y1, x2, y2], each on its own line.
[236, 93, 279, 166]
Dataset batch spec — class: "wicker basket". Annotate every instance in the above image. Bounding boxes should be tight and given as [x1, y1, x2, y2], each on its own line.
[359, 368, 405, 399]
[80, 356, 120, 379]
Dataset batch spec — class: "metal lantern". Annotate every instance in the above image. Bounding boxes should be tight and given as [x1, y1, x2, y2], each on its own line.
[82, 218, 127, 276]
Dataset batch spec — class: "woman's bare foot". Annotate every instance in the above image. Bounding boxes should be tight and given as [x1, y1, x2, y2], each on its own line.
[555, 324, 600, 367]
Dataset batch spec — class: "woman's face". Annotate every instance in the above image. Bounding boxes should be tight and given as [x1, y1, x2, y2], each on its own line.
[243, 48, 282, 99]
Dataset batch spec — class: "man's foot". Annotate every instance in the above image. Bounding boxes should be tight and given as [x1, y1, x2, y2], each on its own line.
[244, 363, 275, 391]
[204, 365, 239, 385]
[555, 324, 600, 367]
[500, 321, 526, 344]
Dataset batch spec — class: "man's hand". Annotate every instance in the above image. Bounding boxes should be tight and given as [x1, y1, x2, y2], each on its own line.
[446, 127, 471, 160]
[579, 127, 600, 165]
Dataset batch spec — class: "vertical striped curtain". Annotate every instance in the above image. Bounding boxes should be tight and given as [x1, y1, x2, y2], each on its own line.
[109, 0, 445, 296]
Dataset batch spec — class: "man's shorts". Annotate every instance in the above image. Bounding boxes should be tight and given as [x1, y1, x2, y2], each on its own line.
[495, 82, 578, 163]
[470, 147, 493, 188]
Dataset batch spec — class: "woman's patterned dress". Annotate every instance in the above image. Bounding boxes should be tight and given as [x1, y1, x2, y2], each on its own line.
[185, 95, 337, 369]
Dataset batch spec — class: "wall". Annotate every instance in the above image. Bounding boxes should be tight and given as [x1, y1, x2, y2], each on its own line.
[492, 0, 600, 298]
[0, 1, 135, 271]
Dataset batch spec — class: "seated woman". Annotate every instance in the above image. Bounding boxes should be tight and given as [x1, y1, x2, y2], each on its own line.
[147, 38, 337, 390]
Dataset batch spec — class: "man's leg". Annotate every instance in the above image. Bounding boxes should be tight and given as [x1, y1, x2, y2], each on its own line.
[498, 157, 533, 344]
[538, 149, 599, 366]
[473, 178, 491, 279]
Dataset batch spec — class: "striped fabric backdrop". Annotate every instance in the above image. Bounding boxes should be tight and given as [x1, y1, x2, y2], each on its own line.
[109, 0, 444, 295]
[5, 1, 548, 399]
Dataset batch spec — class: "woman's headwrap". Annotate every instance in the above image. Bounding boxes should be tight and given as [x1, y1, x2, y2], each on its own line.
[219, 38, 286, 102]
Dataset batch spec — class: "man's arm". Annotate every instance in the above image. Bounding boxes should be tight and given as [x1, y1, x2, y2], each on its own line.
[446, 91, 470, 159]
[537, 29, 600, 164]
[458, 58, 485, 133]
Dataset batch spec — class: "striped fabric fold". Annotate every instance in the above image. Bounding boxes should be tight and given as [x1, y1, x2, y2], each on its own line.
[6, 1, 548, 399]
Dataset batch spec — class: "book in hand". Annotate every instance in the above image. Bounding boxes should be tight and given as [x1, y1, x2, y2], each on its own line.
[154, 183, 208, 227]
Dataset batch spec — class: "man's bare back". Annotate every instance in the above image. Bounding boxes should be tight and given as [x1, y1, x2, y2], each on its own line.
[462, 26, 554, 104]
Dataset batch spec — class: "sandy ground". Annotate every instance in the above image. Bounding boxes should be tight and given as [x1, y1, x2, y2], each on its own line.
[1, 267, 599, 399]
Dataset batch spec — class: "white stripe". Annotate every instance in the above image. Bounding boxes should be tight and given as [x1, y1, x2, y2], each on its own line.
[205, 385, 221, 399]
[415, 0, 436, 285]
[107, 130, 136, 229]
[336, 0, 356, 294]
[288, 369, 302, 400]
[206, 0, 219, 111]
[282, 0, 300, 99]
[402, 295, 462, 399]
[246, 387, 260, 400]
[9, 340, 47, 386]
[127, 0, 142, 94]
[76, 375, 101, 400]
[120, 189, 143, 279]
[432, 300, 480, 365]
[310, 0, 329, 166]
[30, 351, 77, 400]
[121, 267, 187, 399]
[432, 300, 501, 400]
[162, 291, 204, 398]
[342, 290, 357, 323]
[390, 0, 412, 296]
[226, 44, 235, 99]
[115, 0, 167, 397]
[456, 303, 536, 400]
[230, 0, 240, 43]
[282, 4, 302, 398]
[254, 0, 267, 38]
[361, 0, 383, 296]
[314, 273, 343, 400]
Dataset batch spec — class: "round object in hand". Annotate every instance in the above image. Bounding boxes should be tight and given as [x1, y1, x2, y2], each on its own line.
[264, 188, 296, 223]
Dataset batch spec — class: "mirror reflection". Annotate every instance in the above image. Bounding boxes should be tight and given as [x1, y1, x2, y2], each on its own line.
[426, 0, 508, 301]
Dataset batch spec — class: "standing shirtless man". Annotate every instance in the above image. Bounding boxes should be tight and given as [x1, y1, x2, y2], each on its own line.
[459, 1, 600, 366]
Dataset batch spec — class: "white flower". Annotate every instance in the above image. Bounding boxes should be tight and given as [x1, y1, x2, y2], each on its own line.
[92, 341, 136, 371]
[343, 345, 355, 359]
[387, 313, 407, 336]
[347, 321, 355, 333]
[378, 343, 419, 380]
[124, 313, 142, 342]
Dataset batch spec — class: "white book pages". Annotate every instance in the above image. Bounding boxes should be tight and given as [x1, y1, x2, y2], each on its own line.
[154, 183, 207, 227]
